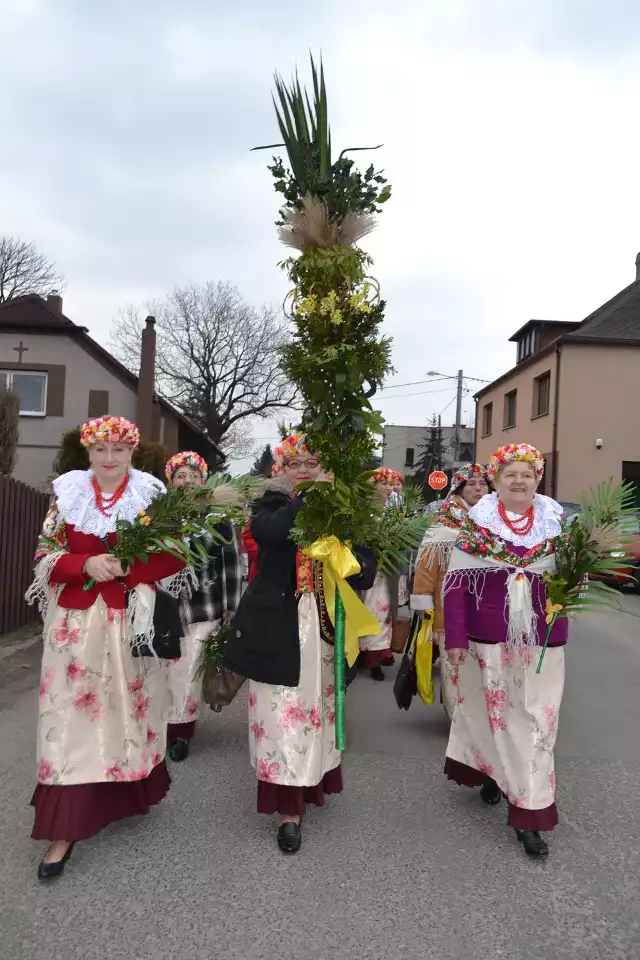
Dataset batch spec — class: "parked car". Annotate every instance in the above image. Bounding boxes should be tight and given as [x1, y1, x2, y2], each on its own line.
[557, 502, 638, 590]
[559, 501, 580, 523]
[607, 514, 640, 590]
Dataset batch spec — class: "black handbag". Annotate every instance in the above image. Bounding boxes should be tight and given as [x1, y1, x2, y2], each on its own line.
[131, 588, 183, 660]
[393, 613, 420, 711]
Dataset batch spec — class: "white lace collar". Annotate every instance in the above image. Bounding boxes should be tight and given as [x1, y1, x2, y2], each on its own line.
[468, 492, 563, 548]
[53, 468, 166, 538]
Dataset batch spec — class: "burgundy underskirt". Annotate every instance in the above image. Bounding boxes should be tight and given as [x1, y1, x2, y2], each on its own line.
[362, 649, 392, 668]
[30, 760, 171, 841]
[167, 720, 196, 741]
[444, 757, 559, 832]
[257, 765, 343, 816]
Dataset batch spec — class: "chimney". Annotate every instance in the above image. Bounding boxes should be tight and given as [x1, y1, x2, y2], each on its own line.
[137, 316, 157, 441]
[635, 253, 640, 281]
[47, 291, 63, 313]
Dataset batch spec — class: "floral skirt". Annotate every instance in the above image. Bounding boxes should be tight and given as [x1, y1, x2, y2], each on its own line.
[444, 642, 565, 831]
[359, 573, 392, 653]
[166, 620, 217, 725]
[249, 593, 340, 792]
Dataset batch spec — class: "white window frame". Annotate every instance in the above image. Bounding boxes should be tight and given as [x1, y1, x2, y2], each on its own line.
[0, 370, 48, 417]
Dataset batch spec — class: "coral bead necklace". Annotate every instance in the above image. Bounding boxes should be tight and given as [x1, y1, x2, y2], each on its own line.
[498, 500, 535, 536]
[91, 474, 129, 517]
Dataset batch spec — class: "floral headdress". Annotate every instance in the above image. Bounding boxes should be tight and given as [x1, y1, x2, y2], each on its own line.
[272, 433, 311, 474]
[80, 416, 140, 448]
[165, 450, 208, 482]
[372, 467, 404, 485]
[486, 443, 545, 482]
[452, 463, 488, 492]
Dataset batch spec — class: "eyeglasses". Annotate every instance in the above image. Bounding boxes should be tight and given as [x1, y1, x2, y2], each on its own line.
[283, 458, 320, 470]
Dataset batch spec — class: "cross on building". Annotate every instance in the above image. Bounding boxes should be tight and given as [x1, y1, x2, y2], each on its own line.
[13, 340, 28, 362]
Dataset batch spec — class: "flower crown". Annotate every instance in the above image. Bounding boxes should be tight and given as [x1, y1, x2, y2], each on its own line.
[80, 416, 140, 448]
[272, 433, 311, 474]
[452, 463, 488, 491]
[372, 467, 404, 485]
[486, 443, 544, 481]
[165, 450, 208, 482]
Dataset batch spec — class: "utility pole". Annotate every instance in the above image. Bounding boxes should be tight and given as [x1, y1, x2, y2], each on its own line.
[427, 369, 489, 468]
[453, 368, 463, 468]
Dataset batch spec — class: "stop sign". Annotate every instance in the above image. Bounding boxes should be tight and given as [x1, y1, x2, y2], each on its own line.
[428, 470, 448, 491]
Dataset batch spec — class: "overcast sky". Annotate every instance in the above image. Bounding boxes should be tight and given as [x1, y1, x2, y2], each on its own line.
[2, 0, 640, 469]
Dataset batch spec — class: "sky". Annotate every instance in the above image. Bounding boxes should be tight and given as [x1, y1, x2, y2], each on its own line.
[2, 0, 640, 470]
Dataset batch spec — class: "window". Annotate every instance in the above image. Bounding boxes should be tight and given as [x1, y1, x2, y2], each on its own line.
[88, 389, 109, 419]
[0, 370, 47, 415]
[533, 372, 551, 418]
[504, 389, 517, 428]
[482, 402, 493, 437]
[405, 447, 415, 468]
[459, 444, 473, 463]
[517, 329, 538, 363]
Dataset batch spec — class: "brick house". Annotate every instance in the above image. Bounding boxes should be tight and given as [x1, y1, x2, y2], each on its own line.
[474, 254, 640, 502]
[0, 293, 223, 489]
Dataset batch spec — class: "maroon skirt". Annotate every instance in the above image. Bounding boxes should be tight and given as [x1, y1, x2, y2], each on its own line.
[257, 765, 343, 816]
[361, 649, 393, 668]
[444, 757, 558, 832]
[31, 760, 171, 841]
[167, 720, 196, 741]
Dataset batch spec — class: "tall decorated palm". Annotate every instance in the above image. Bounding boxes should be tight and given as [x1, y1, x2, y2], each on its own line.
[255, 55, 425, 746]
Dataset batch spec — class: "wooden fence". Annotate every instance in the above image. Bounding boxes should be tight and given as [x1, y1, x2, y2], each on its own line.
[0, 476, 49, 635]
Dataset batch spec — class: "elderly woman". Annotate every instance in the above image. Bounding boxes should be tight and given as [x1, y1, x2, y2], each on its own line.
[223, 434, 376, 854]
[28, 416, 185, 881]
[359, 467, 406, 680]
[164, 451, 242, 762]
[443, 444, 567, 859]
[411, 464, 490, 718]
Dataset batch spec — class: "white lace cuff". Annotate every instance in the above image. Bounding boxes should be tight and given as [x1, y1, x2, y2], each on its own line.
[410, 594, 434, 610]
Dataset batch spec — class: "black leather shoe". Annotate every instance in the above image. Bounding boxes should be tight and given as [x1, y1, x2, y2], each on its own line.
[516, 829, 549, 858]
[480, 780, 503, 805]
[37, 843, 75, 881]
[277, 822, 302, 854]
[168, 738, 190, 762]
[371, 666, 385, 682]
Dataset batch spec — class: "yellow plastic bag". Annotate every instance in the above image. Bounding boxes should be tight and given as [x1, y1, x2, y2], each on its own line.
[416, 612, 434, 705]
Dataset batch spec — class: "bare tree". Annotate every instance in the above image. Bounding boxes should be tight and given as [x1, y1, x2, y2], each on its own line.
[0, 236, 65, 303]
[110, 282, 298, 458]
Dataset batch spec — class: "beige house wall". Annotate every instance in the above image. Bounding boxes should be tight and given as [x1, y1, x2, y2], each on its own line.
[475, 350, 557, 467]
[556, 343, 640, 500]
[0, 331, 138, 488]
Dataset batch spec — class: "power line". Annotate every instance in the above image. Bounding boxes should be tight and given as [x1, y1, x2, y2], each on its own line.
[378, 376, 449, 393]
[376, 386, 458, 401]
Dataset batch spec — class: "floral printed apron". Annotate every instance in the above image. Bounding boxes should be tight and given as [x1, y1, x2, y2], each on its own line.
[446, 642, 565, 811]
[248, 593, 340, 787]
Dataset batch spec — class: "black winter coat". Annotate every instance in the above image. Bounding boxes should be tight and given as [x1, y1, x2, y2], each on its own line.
[223, 480, 377, 687]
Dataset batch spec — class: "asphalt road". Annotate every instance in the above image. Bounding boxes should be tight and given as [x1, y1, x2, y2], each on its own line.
[1, 602, 639, 960]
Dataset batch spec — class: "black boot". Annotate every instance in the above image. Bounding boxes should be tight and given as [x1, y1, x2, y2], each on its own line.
[168, 738, 190, 762]
[277, 822, 302, 854]
[371, 666, 385, 682]
[480, 779, 503, 805]
[516, 829, 549, 858]
[37, 843, 75, 881]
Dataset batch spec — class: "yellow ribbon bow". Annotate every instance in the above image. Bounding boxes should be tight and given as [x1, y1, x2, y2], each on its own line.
[304, 536, 380, 666]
